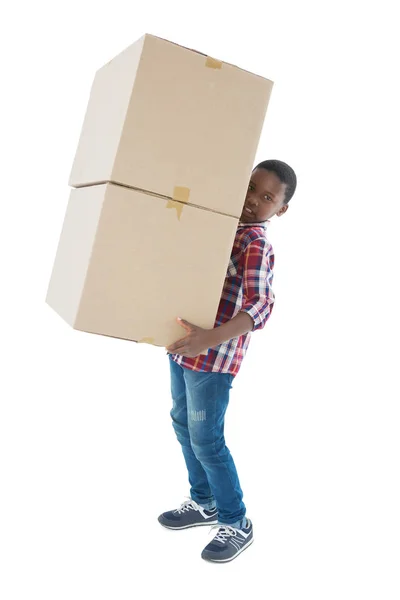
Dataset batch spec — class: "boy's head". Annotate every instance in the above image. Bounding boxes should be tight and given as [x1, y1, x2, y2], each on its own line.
[240, 159, 297, 224]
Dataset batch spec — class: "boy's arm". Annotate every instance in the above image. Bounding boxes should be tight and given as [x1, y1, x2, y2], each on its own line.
[166, 239, 274, 357]
[208, 311, 254, 345]
[165, 313, 253, 357]
[238, 237, 275, 332]
[210, 237, 274, 344]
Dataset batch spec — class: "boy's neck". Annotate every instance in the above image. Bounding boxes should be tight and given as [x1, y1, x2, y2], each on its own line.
[238, 219, 270, 227]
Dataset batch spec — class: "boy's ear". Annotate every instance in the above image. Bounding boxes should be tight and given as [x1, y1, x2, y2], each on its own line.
[277, 204, 289, 217]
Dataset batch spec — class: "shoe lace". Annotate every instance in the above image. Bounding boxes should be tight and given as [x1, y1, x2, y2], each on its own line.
[174, 496, 199, 514]
[209, 524, 238, 543]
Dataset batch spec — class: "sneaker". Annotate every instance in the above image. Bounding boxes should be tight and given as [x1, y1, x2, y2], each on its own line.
[201, 518, 254, 563]
[158, 497, 218, 530]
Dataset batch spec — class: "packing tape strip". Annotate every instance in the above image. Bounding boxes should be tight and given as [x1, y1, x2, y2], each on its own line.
[206, 56, 222, 69]
[166, 186, 191, 220]
[173, 186, 190, 203]
[166, 200, 184, 220]
[138, 337, 155, 345]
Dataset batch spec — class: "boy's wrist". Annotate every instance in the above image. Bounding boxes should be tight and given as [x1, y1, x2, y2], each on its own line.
[208, 312, 254, 348]
[207, 326, 223, 348]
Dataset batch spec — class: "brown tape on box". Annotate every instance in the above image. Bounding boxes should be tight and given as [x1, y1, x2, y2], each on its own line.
[173, 186, 190, 202]
[166, 186, 191, 220]
[138, 337, 155, 345]
[206, 56, 223, 69]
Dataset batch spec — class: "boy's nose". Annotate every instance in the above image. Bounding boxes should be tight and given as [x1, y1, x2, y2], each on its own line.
[247, 196, 258, 207]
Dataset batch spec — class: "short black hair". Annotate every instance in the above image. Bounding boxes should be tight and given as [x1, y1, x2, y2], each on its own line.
[254, 159, 297, 204]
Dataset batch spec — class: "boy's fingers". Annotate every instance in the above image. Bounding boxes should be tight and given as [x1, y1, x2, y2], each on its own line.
[167, 340, 185, 352]
[166, 319, 195, 352]
[167, 335, 188, 351]
[169, 345, 187, 354]
[177, 317, 195, 331]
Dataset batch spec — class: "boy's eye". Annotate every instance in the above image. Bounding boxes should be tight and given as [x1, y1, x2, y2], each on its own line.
[248, 184, 255, 191]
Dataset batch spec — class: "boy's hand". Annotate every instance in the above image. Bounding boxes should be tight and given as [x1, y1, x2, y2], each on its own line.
[166, 318, 214, 357]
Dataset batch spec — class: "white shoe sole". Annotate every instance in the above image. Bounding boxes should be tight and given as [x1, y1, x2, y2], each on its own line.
[201, 536, 254, 562]
[159, 518, 219, 530]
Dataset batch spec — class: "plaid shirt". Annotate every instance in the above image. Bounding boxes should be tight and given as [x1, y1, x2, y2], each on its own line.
[169, 220, 275, 376]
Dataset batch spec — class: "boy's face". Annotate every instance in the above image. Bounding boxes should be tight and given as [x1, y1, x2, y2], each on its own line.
[240, 168, 289, 223]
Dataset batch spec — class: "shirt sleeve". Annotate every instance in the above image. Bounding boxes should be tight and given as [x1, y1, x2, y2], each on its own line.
[240, 238, 275, 331]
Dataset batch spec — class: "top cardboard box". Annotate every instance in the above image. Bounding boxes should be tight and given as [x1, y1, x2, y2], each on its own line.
[69, 34, 273, 218]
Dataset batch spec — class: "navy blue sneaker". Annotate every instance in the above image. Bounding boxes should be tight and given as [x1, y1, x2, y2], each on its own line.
[201, 519, 254, 562]
[158, 498, 218, 530]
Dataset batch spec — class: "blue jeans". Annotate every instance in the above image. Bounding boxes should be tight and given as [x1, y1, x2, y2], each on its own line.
[169, 356, 246, 527]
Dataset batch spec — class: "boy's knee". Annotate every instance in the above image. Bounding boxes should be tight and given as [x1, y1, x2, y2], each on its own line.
[190, 436, 226, 461]
[191, 438, 214, 459]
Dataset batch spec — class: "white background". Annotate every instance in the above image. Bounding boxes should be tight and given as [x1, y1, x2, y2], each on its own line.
[1, 0, 399, 598]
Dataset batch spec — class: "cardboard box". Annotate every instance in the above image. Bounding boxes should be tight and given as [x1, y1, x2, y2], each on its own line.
[47, 35, 273, 345]
[46, 183, 238, 346]
[69, 34, 273, 218]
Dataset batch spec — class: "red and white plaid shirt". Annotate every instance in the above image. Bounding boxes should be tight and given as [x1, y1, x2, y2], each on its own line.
[169, 220, 275, 376]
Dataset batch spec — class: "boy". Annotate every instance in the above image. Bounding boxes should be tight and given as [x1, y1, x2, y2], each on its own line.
[159, 159, 297, 563]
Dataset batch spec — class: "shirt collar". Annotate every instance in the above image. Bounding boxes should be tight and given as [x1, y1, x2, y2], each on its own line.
[238, 219, 270, 228]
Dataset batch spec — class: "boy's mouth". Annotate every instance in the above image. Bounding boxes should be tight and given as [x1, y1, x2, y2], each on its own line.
[243, 206, 255, 216]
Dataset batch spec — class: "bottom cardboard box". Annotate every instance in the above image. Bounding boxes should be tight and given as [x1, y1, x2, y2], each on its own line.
[46, 183, 238, 347]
